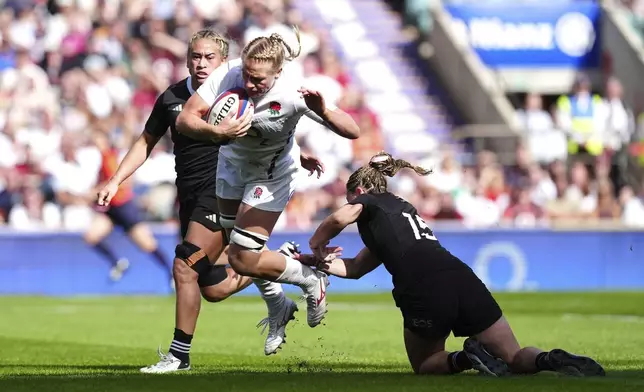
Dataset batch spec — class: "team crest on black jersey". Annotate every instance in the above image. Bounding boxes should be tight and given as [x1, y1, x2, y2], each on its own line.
[269, 101, 281, 116]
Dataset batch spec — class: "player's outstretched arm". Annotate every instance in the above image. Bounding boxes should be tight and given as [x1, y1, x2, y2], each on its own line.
[319, 248, 382, 279]
[97, 131, 161, 206]
[309, 203, 363, 253]
[298, 88, 360, 140]
[299, 247, 381, 279]
[112, 131, 161, 186]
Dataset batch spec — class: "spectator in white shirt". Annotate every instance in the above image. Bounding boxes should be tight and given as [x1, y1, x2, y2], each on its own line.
[43, 132, 101, 230]
[602, 77, 634, 152]
[516, 93, 566, 163]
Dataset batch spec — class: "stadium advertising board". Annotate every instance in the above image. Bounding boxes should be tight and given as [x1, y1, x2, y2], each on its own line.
[0, 229, 642, 295]
[445, 3, 601, 68]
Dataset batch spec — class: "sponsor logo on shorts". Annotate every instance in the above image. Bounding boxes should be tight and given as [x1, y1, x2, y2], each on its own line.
[411, 318, 433, 328]
[252, 186, 263, 199]
[170, 104, 182, 112]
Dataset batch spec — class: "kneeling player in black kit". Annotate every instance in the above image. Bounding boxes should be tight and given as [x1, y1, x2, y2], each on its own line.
[300, 152, 605, 377]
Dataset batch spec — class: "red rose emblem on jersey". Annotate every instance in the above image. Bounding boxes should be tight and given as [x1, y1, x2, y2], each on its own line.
[253, 186, 263, 199]
[269, 101, 281, 116]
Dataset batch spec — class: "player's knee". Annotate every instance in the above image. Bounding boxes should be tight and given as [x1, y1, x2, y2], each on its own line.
[174, 241, 210, 280]
[172, 259, 197, 284]
[227, 226, 267, 276]
[130, 224, 157, 252]
[83, 229, 103, 245]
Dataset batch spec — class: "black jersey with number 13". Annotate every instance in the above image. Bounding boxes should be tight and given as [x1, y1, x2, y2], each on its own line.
[144, 78, 220, 196]
[348, 192, 467, 285]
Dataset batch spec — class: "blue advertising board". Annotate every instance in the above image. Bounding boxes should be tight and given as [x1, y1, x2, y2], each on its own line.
[0, 228, 642, 296]
[444, 3, 602, 68]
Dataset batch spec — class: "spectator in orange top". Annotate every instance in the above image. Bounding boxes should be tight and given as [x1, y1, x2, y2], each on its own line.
[85, 131, 173, 284]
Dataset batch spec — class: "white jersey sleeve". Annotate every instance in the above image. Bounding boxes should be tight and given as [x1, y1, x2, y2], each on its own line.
[196, 58, 243, 106]
[293, 91, 338, 126]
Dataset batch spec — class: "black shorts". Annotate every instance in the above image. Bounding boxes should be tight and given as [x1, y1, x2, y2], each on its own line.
[178, 188, 223, 238]
[178, 187, 227, 287]
[394, 267, 502, 340]
[105, 200, 143, 232]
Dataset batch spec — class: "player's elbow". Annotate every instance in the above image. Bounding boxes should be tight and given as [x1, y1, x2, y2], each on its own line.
[175, 111, 191, 134]
[345, 128, 360, 140]
[346, 122, 360, 140]
[341, 111, 360, 139]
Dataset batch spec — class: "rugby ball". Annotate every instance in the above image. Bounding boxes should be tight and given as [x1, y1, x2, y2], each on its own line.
[206, 87, 252, 126]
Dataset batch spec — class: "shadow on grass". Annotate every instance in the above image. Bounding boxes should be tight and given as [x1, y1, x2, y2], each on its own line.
[0, 362, 642, 392]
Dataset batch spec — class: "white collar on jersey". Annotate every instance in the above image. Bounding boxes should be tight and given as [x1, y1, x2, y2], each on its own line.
[186, 77, 196, 96]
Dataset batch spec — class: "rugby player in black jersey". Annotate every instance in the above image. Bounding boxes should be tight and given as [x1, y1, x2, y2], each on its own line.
[97, 29, 324, 373]
[298, 152, 605, 377]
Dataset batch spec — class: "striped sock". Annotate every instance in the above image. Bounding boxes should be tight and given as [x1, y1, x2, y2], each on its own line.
[169, 328, 192, 363]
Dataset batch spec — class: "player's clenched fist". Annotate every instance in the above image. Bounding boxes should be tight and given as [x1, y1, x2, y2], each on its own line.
[97, 181, 118, 206]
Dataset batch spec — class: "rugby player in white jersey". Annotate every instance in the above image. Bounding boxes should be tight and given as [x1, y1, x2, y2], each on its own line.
[176, 28, 360, 332]
[100, 30, 325, 373]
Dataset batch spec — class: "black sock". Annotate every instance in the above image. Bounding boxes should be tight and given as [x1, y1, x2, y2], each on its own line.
[169, 328, 192, 363]
[150, 248, 173, 279]
[93, 242, 119, 267]
[535, 351, 554, 371]
[448, 351, 473, 373]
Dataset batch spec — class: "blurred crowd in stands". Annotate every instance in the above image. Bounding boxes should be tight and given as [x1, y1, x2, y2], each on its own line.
[1, 0, 644, 232]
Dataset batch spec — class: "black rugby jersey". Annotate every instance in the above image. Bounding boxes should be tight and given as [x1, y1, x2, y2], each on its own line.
[348, 192, 466, 284]
[144, 77, 220, 195]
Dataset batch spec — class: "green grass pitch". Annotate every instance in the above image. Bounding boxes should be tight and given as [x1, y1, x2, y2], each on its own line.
[1, 292, 643, 392]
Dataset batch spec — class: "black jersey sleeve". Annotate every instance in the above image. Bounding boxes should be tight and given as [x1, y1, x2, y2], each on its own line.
[347, 193, 377, 222]
[143, 93, 171, 137]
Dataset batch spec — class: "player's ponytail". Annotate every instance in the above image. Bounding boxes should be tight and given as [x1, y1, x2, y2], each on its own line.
[369, 151, 432, 178]
[347, 151, 431, 194]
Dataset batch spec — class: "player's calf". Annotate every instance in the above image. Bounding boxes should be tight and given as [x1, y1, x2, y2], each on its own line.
[200, 266, 252, 302]
[162, 241, 210, 370]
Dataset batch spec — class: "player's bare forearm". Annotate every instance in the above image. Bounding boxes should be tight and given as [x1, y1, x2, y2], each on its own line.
[320, 249, 381, 279]
[176, 110, 221, 141]
[176, 92, 225, 141]
[309, 218, 345, 249]
[111, 131, 160, 185]
[320, 109, 360, 139]
[318, 257, 351, 278]
[310, 204, 364, 249]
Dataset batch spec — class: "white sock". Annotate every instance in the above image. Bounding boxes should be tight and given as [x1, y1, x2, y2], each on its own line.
[253, 278, 284, 307]
[275, 255, 317, 291]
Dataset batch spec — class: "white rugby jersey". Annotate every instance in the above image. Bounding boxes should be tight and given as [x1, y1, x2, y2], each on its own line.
[197, 60, 336, 168]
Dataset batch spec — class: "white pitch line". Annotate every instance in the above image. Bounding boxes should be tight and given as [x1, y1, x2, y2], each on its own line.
[561, 313, 644, 324]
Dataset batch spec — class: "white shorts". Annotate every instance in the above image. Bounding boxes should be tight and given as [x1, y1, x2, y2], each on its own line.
[216, 155, 300, 212]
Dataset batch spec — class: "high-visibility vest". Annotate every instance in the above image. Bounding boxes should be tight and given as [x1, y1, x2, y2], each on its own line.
[557, 94, 603, 155]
